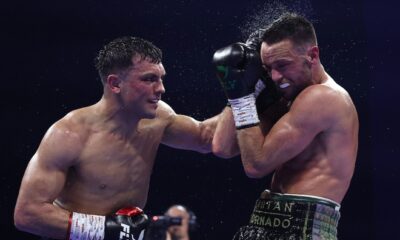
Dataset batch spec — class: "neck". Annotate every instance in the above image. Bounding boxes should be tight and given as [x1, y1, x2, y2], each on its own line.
[312, 63, 329, 84]
[94, 95, 140, 135]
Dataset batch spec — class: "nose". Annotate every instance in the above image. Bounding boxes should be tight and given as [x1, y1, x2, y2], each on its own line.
[155, 80, 165, 94]
[270, 69, 283, 82]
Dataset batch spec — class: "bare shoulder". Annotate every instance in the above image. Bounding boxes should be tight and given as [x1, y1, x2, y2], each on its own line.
[155, 100, 177, 121]
[54, 107, 92, 140]
[287, 81, 356, 134]
[38, 107, 93, 166]
[293, 81, 354, 114]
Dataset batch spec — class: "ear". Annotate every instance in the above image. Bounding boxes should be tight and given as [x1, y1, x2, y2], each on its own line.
[106, 74, 122, 93]
[307, 46, 320, 63]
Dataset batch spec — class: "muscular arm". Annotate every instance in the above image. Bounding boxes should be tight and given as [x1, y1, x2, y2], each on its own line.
[14, 121, 82, 239]
[238, 86, 336, 178]
[212, 107, 240, 158]
[212, 98, 288, 159]
[161, 102, 219, 154]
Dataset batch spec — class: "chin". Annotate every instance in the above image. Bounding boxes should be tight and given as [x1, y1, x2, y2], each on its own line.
[141, 113, 156, 119]
[142, 110, 157, 119]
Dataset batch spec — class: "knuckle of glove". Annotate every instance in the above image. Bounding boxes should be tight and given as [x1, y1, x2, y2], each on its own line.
[212, 42, 246, 68]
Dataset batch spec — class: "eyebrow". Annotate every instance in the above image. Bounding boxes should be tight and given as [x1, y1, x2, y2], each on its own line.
[275, 59, 292, 63]
[269, 57, 293, 66]
[140, 72, 166, 80]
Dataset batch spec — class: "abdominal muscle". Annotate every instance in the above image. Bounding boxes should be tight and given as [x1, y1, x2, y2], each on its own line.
[272, 163, 344, 204]
[54, 165, 153, 215]
[55, 180, 150, 215]
[271, 139, 350, 204]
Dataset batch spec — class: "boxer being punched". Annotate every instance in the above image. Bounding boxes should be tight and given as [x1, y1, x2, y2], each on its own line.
[212, 13, 359, 239]
[14, 36, 219, 240]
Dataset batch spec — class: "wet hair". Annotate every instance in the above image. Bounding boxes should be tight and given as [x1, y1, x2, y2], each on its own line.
[94, 36, 162, 83]
[262, 12, 317, 49]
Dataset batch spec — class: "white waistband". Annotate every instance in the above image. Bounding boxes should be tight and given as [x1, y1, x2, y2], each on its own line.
[263, 190, 341, 211]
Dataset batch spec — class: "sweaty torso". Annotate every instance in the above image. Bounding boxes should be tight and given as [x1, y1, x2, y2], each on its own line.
[55, 105, 171, 215]
[268, 79, 358, 203]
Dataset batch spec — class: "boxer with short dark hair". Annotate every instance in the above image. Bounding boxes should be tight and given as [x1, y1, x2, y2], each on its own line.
[212, 13, 358, 239]
[14, 36, 220, 240]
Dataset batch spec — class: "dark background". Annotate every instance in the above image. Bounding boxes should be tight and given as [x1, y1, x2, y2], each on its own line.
[1, 0, 398, 239]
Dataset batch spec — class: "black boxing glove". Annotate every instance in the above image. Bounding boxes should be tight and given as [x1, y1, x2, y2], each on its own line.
[105, 207, 148, 240]
[213, 42, 263, 99]
[255, 73, 282, 114]
[213, 42, 263, 129]
[68, 207, 148, 240]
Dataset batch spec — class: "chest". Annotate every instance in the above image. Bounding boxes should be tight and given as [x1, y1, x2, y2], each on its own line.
[73, 122, 165, 188]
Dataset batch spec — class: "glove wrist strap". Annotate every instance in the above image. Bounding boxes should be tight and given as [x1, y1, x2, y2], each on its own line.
[68, 212, 105, 240]
[229, 93, 259, 129]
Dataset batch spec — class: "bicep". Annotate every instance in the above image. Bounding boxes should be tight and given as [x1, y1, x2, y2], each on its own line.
[236, 112, 312, 177]
[263, 112, 317, 162]
[263, 97, 331, 164]
[18, 153, 69, 205]
[17, 125, 79, 206]
[14, 126, 80, 238]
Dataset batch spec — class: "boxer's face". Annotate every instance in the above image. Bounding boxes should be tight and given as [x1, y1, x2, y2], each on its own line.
[119, 56, 166, 119]
[261, 39, 313, 101]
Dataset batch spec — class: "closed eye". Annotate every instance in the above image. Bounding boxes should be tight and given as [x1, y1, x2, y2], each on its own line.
[141, 74, 161, 83]
[276, 63, 290, 71]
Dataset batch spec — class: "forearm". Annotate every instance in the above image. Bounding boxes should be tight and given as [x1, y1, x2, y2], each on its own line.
[212, 107, 240, 158]
[194, 114, 219, 153]
[237, 126, 277, 178]
[16, 202, 148, 240]
[14, 202, 70, 239]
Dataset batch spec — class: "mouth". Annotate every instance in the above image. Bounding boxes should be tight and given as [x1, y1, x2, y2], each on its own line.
[147, 98, 160, 106]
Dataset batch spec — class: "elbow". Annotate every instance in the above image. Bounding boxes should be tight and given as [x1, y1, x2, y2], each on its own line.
[243, 162, 266, 179]
[14, 205, 36, 233]
[244, 168, 265, 179]
[212, 142, 237, 159]
[211, 134, 239, 158]
[14, 208, 29, 232]
[212, 145, 230, 159]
